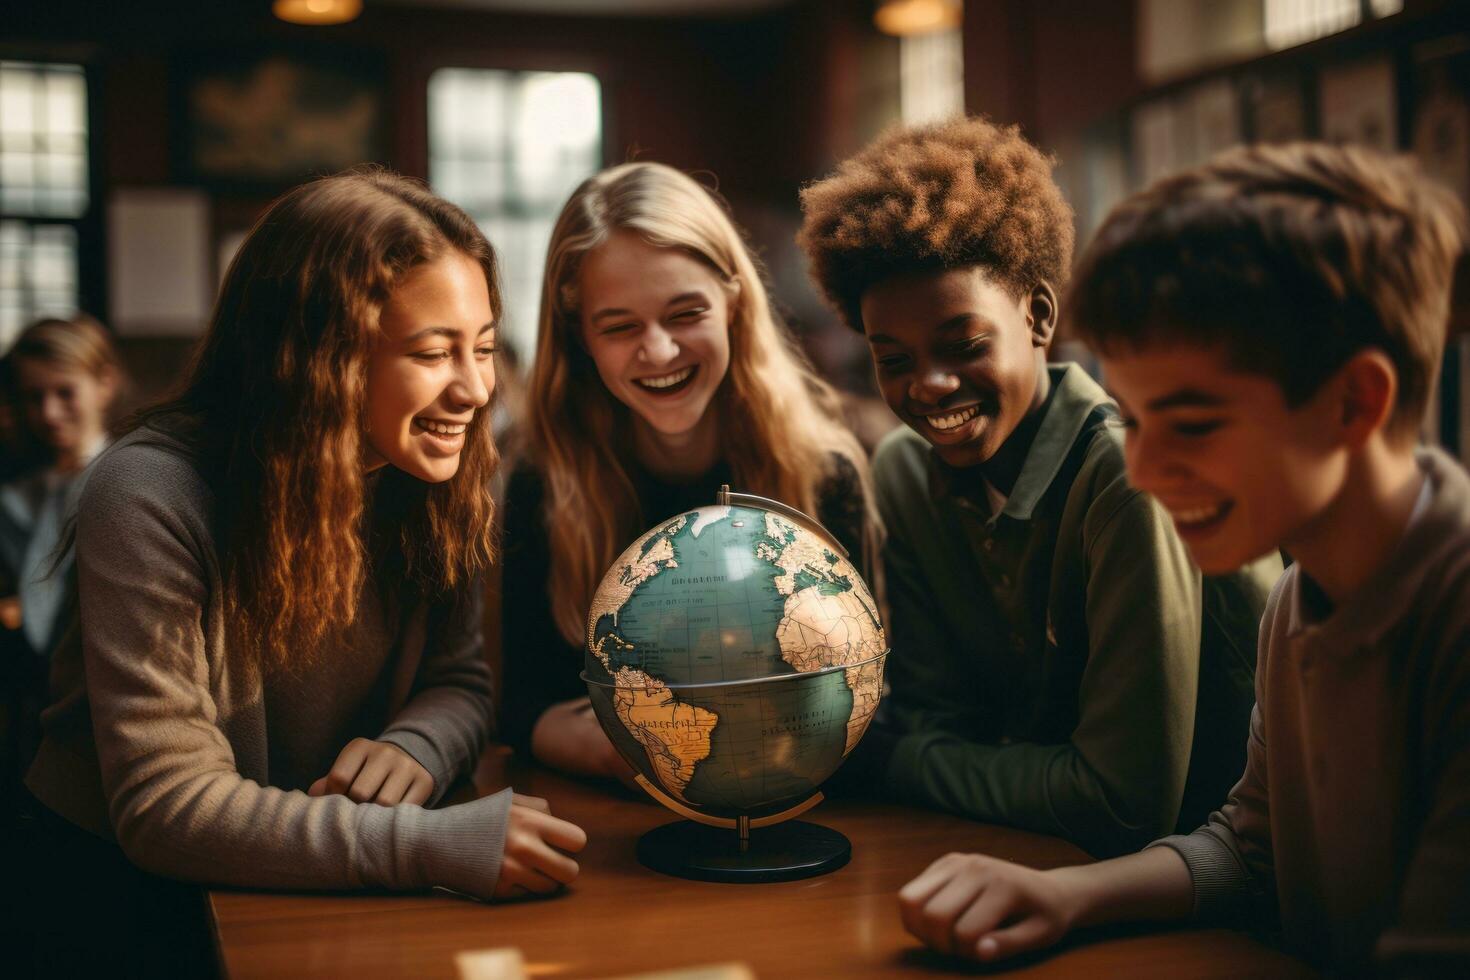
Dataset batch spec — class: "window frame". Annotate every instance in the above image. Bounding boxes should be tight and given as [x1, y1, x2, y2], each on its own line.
[0, 57, 104, 347]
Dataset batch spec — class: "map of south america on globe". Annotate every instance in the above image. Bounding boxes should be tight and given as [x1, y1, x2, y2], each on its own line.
[611, 668, 719, 804]
[585, 504, 887, 815]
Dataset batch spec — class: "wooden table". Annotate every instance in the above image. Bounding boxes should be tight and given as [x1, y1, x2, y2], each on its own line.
[209, 752, 1315, 979]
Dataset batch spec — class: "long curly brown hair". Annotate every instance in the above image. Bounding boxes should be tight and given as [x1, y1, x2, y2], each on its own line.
[798, 115, 1074, 331]
[150, 169, 501, 673]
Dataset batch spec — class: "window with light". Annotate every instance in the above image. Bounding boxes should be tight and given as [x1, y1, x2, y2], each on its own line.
[428, 68, 603, 360]
[0, 60, 88, 348]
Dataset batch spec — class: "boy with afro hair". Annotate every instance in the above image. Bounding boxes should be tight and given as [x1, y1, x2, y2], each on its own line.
[892, 141, 1468, 976]
[798, 117, 1282, 858]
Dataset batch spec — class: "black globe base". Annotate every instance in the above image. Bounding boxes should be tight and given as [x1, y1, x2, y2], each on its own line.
[636, 819, 851, 883]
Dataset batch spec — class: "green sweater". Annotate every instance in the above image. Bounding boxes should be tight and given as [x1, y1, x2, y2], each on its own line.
[874, 364, 1281, 857]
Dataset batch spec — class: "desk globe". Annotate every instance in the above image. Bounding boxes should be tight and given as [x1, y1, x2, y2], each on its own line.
[581, 486, 888, 883]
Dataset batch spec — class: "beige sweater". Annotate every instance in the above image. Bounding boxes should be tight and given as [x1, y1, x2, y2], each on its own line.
[26, 426, 513, 897]
[1154, 448, 1470, 974]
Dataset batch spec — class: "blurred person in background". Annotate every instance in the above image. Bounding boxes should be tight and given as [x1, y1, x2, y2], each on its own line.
[0, 314, 124, 824]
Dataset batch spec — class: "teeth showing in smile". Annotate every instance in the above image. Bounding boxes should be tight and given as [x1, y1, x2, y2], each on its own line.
[414, 418, 467, 436]
[636, 366, 695, 390]
[1170, 503, 1226, 525]
[925, 406, 980, 431]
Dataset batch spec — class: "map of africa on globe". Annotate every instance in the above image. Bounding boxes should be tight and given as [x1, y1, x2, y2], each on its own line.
[583, 500, 887, 821]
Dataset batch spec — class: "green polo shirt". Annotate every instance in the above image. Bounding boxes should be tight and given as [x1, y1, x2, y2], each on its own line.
[874, 363, 1281, 858]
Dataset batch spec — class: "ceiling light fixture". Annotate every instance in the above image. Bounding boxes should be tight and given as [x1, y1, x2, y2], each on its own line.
[875, 0, 962, 37]
[273, 0, 363, 27]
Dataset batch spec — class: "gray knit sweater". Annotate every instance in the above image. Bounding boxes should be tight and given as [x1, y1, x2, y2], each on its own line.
[1151, 447, 1470, 973]
[26, 426, 513, 898]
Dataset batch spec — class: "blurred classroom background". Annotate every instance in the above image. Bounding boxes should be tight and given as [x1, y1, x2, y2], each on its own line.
[2, 0, 1469, 454]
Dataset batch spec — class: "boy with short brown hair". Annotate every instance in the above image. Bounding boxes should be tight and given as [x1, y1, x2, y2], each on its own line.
[897, 142, 1469, 976]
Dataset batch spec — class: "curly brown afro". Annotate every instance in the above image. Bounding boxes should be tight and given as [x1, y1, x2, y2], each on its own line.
[797, 116, 1074, 332]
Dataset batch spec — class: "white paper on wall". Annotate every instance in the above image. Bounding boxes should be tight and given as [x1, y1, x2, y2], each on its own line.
[109, 188, 211, 336]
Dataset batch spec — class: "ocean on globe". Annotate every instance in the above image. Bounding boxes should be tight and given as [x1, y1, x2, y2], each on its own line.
[583, 497, 888, 821]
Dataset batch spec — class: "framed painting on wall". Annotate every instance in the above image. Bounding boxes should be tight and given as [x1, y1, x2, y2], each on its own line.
[177, 48, 387, 189]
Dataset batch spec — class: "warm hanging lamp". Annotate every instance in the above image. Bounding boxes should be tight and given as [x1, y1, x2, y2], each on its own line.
[273, 0, 363, 26]
[874, 0, 962, 36]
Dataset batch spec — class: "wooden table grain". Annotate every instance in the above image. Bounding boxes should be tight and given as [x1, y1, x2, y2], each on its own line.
[208, 752, 1315, 979]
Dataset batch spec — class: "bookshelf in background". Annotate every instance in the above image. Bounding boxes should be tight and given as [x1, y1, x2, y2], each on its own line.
[1056, 7, 1470, 463]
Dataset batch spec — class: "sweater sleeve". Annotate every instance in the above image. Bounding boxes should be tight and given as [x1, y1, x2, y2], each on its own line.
[378, 586, 495, 806]
[76, 452, 513, 898]
[879, 510, 977, 738]
[1378, 569, 1470, 970]
[498, 465, 587, 755]
[1147, 573, 1283, 924]
[885, 481, 1204, 857]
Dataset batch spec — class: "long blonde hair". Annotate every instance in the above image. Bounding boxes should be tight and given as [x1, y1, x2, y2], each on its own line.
[530, 162, 878, 645]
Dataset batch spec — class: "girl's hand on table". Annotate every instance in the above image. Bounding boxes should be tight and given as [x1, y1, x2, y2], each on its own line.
[493, 793, 588, 899]
[308, 737, 435, 806]
[532, 696, 637, 782]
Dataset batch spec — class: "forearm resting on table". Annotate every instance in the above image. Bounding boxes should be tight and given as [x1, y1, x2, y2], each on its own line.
[1052, 844, 1195, 930]
[899, 833, 1196, 962]
[530, 712, 583, 773]
[887, 729, 1178, 857]
[530, 698, 630, 779]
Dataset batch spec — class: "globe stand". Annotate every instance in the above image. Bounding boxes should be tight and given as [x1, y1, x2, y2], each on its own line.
[633, 776, 850, 883]
[638, 819, 850, 884]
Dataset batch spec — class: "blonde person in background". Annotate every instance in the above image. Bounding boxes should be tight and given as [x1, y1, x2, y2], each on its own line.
[498, 161, 881, 781]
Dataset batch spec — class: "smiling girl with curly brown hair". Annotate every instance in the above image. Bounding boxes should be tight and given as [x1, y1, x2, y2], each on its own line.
[15, 170, 586, 973]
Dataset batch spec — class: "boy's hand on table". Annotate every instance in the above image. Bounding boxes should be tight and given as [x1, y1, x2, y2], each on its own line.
[493, 793, 588, 899]
[308, 737, 434, 806]
[899, 852, 1077, 963]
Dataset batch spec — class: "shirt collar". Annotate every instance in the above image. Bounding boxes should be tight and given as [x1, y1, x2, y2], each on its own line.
[926, 363, 1113, 524]
[1285, 447, 1467, 644]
